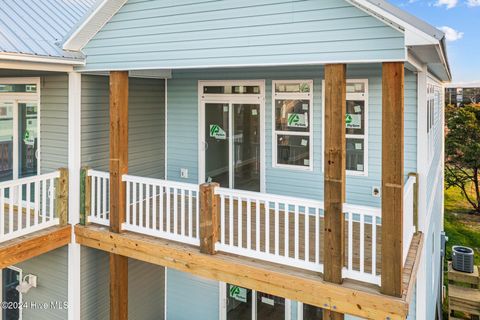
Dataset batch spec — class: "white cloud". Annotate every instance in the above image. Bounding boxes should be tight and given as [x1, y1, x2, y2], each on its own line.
[467, 0, 480, 6]
[434, 0, 458, 8]
[438, 26, 464, 41]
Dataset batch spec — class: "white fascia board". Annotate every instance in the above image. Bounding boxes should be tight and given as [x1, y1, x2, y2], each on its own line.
[0, 52, 84, 66]
[63, 0, 127, 52]
[0, 60, 75, 73]
[348, 0, 438, 46]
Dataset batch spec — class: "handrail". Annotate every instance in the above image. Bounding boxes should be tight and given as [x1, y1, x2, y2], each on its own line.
[123, 174, 199, 191]
[0, 171, 60, 188]
[215, 187, 324, 209]
[87, 169, 110, 179]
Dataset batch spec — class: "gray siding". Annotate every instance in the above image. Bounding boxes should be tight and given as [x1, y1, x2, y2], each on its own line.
[167, 65, 417, 207]
[167, 268, 219, 320]
[81, 75, 165, 178]
[82, 0, 405, 71]
[40, 74, 69, 173]
[15, 247, 68, 320]
[128, 259, 165, 320]
[80, 247, 109, 320]
[80, 248, 165, 320]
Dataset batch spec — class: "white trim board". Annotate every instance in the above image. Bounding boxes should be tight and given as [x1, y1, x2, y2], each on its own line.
[63, 0, 127, 52]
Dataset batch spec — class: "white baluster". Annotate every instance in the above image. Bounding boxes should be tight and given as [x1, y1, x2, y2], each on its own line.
[246, 199, 251, 250]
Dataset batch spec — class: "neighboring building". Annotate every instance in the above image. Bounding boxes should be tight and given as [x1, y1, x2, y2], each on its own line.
[0, 1, 450, 320]
[445, 84, 480, 106]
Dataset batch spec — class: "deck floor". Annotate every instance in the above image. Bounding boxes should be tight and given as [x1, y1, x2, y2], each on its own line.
[1, 204, 55, 236]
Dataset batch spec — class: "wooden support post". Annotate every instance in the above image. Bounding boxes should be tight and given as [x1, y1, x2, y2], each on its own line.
[80, 166, 91, 226]
[381, 62, 405, 297]
[109, 71, 129, 320]
[56, 168, 69, 226]
[409, 172, 419, 232]
[323, 64, 346, 320]
[109, 71, 129, 234]
[199, 182, 220, 255]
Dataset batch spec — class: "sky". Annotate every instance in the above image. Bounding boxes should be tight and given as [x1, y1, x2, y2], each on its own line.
[389, 0, 480, 85]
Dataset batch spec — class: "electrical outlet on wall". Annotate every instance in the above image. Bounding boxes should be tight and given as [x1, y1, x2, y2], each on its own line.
[180, 168, 188, 179]
[372, 186, 381, 198]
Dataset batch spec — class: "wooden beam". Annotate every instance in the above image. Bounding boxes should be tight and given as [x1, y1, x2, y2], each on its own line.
[109, 71, 129, 320]
[109, 71, 129, 233]
[199, 183, 219, 254]
[381, 62, 405, 297]
[110, 254, 128, 320]
[402, 232, 424, 303]
[75, 225, 410, 320]
[324, 64, 346, 284]
[0, 225, 71, 268]
[56, 168, 69, 226]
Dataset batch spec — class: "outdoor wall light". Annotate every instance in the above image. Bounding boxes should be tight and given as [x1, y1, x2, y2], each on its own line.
[16, 274, 37, 294]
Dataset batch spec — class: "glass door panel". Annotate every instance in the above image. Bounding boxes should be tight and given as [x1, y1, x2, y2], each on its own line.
[232, 104, 260, 192]
[226, 284, 253, 320]
[0, 101, 14, 182]
[302, 303, 323, 319]
[205, 103, 230, 188]
[18, 102, 38, 179]
[2, 268, 21, 320]
[256, 292, 285, 320]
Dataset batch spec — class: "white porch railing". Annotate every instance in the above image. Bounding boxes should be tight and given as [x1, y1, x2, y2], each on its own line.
[87, 170, 110, 226]
[123, 175, 200, 246]
[403, 174, 417, 263]
[343, 204, 381, 285]
[85, 172, 386, 285]
[215, 187, 325, 273]
[0, 171, 60, 242]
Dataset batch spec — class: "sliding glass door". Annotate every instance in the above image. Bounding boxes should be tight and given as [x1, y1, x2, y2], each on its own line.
[0, 101, 14, 182]
[204, 102, 261, 192]
[0, 100, 38, 183]
[223, 283, 289, 320]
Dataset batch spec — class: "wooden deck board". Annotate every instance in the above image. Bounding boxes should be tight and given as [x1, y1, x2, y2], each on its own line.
[2, 204, 57, 235]
[0, 224, 71, 268]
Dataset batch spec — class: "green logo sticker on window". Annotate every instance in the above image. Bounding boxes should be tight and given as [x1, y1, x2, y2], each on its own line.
[346, 113, 361, 129]
[209, 124, 226, 140]
[229, 285, 247, 303]
[287, 113, 307, 128]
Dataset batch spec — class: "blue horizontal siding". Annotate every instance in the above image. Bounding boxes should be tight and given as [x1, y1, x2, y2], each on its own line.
[167, 65, 417, 207]
[81, 0, 405, 70]
[167, 269, 219, 320]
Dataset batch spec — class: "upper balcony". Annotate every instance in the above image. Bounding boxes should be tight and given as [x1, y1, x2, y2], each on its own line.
[76, 168, 421, 319]
[0, 170, 71, 267]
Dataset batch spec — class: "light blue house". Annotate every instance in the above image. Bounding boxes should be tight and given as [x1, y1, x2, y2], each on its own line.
[0, 0, 449, 319]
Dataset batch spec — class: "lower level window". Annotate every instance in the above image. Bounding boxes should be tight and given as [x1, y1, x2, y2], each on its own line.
[225, 283, 288, 320]
[299, 303, 323, 320]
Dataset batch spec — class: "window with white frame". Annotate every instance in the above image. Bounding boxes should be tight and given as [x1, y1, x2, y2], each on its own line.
[322, 80, 369, 175]
[272, 80, 313, 170]
[345, 80, 368, 174]
[427, 81, 440, 163]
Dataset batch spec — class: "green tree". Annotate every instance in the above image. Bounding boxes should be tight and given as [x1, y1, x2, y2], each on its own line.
[445, 104, 480, 213]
